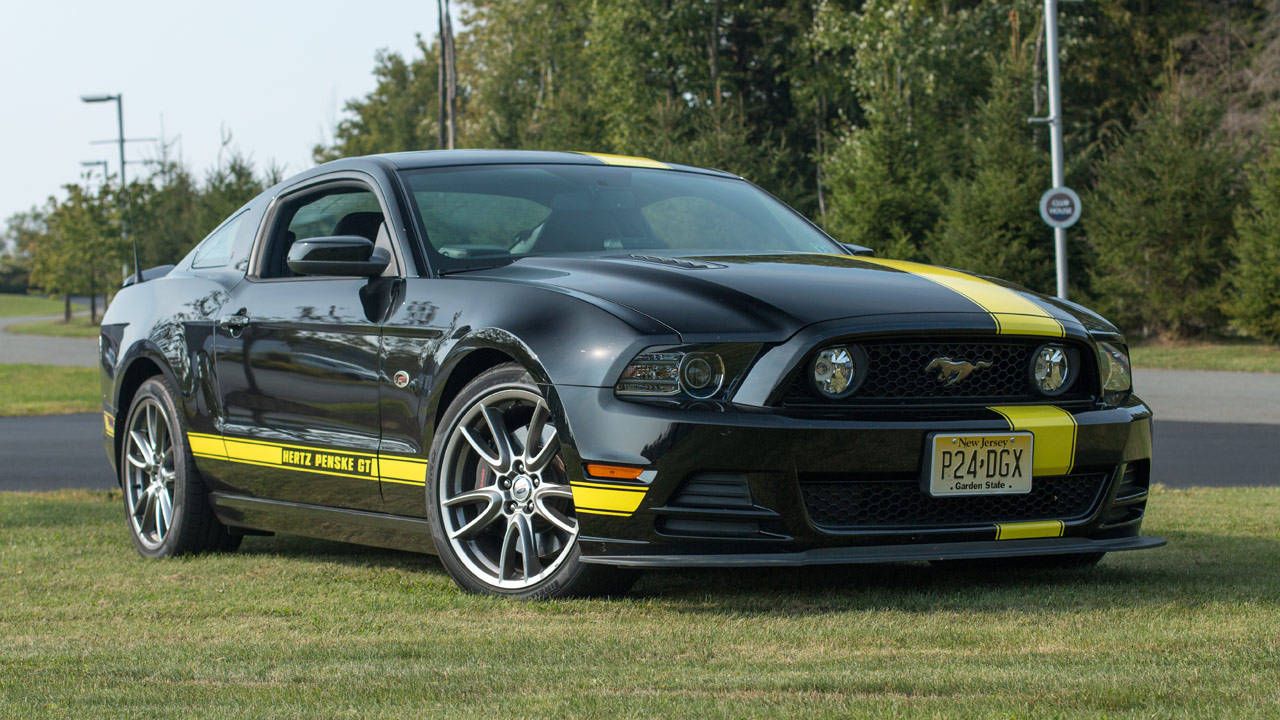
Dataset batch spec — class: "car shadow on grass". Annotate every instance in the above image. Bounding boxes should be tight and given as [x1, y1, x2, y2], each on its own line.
[229, 530, 1280, 613]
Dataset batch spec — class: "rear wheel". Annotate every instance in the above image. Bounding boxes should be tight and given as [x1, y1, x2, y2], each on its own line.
[426, 364, 636, 598]
[120, 376, 240, 557]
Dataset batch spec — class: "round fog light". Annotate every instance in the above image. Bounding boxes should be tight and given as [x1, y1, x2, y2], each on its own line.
[812, 345, 859, 399]
[1032, 344, 1071, 396]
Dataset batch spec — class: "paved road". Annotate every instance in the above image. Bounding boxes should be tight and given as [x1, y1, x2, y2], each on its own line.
[1133, 368, 1280, 425]
[0, 315, 99, 367]
[1, 413, 1274, 492]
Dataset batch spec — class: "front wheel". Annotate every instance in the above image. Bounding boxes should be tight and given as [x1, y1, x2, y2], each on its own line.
[426, 364, 636, 598]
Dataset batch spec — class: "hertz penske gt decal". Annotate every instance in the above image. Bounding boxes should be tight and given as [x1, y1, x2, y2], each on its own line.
[187, 432, 428, 486]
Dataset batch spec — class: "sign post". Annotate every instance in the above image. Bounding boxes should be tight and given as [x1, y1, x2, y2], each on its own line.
[1030, 0, 1071, 299]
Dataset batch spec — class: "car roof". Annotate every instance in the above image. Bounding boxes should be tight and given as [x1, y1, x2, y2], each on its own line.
[351, 149, 739, 178]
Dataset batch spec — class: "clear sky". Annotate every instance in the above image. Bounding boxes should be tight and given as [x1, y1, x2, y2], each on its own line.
[0, 0, 437, 222]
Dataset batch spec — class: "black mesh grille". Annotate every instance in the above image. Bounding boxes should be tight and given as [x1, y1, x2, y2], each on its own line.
[783, 338, 1093, 406]
[799, 472, 1108, 529]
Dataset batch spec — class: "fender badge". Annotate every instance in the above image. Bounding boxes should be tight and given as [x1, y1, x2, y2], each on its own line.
[393, 370, 411, 389]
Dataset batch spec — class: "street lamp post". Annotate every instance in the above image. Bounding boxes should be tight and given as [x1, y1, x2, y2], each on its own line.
[80, 93, 137, 283]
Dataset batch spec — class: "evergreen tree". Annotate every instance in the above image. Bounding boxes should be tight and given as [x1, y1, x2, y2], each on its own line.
[817, 0, 998, 258]
[1229, 121, 1280, 342]
[930, 51, 1053, 292]
[1086, 79, 1240, 337]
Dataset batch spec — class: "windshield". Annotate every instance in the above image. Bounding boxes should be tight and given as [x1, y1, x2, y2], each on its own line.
[400, 164, 841, 270]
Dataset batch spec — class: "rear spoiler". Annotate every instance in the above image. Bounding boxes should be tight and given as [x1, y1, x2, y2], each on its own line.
[121, 264, 174, 288]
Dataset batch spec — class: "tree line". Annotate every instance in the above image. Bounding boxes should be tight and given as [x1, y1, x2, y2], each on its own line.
[4, 1, 1278, 341]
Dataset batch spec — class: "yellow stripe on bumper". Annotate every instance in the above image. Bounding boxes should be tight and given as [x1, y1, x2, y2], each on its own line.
[103, 412, 115, 438]
[569, 481, 648, 516]
[575, 151, 670, 169]
[995, 520, 1065, 540]
[857, 257, 1065, 337]
[988, 405, 1078, 476]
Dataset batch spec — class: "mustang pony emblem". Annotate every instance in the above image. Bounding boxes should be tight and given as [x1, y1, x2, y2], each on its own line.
[925, 357, 993, 387]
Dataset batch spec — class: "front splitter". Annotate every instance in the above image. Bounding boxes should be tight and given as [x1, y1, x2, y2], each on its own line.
[580, 535, 1165, 568]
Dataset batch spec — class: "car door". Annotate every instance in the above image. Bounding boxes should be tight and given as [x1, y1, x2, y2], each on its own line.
[211, 176, 404, 511]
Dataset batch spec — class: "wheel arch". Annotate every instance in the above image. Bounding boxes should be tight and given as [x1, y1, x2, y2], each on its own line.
[425, 328, 555, 433]
[111, 348, 182, 476]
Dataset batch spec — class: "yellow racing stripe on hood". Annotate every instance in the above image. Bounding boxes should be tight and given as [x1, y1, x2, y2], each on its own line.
[575, 152, 670, 169]
[857, 257, 1065, 337]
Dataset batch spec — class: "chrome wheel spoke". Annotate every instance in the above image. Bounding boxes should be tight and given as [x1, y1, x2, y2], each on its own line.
[498, 519, 520, 581]
[132, 487, 151, 518]
[129, 431, 156, 467]
[459, 426, 502, 471]
[444, 488, 504, 539]
[156, 489, 172, 539]
[526, 428, 559, 473]
[126, 450, 149, 470]
[534, 499, 577, 535]
[479, 405, 515, 474]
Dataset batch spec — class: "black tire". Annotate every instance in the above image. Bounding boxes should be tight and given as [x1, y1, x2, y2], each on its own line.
[931, 552, 1105, 571]
[119, 375, 241, 558]
[426, 363, 636, 599]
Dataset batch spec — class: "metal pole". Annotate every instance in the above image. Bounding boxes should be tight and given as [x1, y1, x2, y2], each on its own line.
[1044, 0, 1068, 299]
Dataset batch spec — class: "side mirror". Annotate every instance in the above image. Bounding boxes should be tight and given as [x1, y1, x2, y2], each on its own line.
[286, 236, 390, 277]
[841, 243, 875, 257]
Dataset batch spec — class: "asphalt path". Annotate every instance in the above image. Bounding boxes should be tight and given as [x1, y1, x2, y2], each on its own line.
[0, 315, 99, 367]
[1, 412, 1273, 492]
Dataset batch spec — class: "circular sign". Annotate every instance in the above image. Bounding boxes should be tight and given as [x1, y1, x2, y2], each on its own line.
[1040, 187, 1082, 229]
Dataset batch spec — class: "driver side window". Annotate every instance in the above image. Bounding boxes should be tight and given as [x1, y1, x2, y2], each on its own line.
[260, 184, 401, 278]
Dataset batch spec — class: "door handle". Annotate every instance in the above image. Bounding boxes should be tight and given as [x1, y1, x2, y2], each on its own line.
[219, 313, 250, 332]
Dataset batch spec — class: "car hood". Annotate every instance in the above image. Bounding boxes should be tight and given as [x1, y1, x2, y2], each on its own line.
[458, 253, 1097, 339]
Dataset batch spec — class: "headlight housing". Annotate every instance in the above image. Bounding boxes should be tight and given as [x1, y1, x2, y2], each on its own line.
[1096, 341, 1132, 394]
[615, 344, 758, 403]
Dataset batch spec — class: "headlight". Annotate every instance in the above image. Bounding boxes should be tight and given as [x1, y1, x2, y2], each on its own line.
[1031, 343, 1072, 396]
[616, 352, 683, 396]
[615, 345, 751, 401]
[1097, 341, 1132, 393]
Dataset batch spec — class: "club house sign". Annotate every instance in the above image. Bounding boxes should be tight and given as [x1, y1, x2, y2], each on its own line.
[1039, 187, 1082, 229]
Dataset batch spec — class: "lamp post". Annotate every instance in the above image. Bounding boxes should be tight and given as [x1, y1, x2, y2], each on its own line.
[80, 93, 137, 283]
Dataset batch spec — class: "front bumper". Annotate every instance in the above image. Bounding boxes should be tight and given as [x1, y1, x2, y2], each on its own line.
[554, 386, 1159, 567]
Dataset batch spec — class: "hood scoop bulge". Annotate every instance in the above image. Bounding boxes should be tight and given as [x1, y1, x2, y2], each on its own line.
[626, 254, 725, 270]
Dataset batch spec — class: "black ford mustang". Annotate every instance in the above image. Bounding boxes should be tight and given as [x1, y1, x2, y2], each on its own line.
[99, 150, 1161, 598]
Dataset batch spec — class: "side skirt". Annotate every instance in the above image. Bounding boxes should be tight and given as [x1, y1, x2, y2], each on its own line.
[209, 493, 437, 554]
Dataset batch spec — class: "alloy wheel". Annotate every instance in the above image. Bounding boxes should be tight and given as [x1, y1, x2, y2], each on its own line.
[438, 388, 578, 590]
[123, 397, 177, 550]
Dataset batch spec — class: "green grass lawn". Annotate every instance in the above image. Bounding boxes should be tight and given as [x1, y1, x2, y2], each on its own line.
[0, 364, 99, 416]
[2, 487, 1277, 718]
[1131, 340, 1280, 373]
[0, 293, 73, 318]
[6, 316, 101, 338]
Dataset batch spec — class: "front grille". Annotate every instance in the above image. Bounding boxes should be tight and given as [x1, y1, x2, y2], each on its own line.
[782, 338, 1094, 407]
[799, 472, 1108, 529]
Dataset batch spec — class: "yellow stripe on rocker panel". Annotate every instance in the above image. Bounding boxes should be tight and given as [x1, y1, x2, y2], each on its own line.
[988, 405, 1078, 476]
[186, 432, 227, 458]
[575, 152, 670, 169]
[569, 482, 648, 515]
[995, 520, 1065, 540]
[186, 433, 427, 486]
[857, 257, 1065, 337]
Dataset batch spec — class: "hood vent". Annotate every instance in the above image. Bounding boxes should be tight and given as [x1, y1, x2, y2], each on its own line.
[627, 254, 724, 270]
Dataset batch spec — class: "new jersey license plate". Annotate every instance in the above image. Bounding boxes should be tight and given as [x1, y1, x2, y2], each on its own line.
[926, 432, 1034, 496]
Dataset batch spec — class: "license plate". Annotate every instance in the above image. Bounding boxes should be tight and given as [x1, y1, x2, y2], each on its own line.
[926, 432, 1034, 496]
